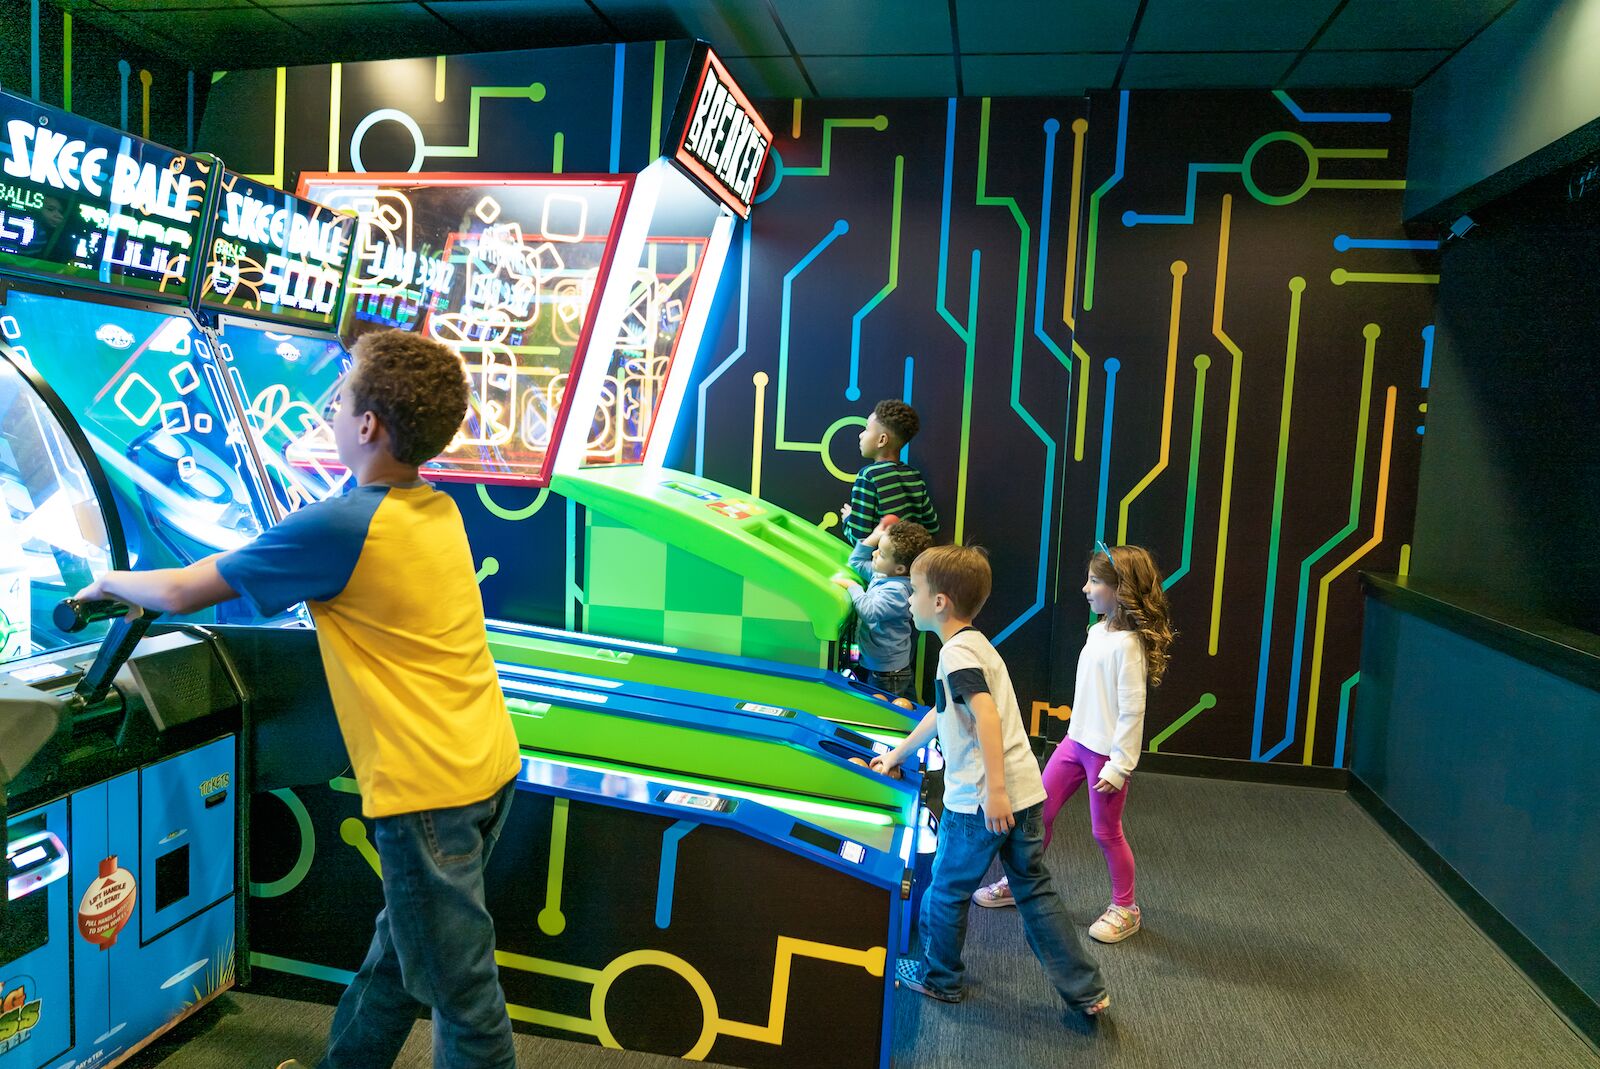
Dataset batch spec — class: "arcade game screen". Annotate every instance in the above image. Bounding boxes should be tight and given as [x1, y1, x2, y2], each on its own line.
[0, 90, 212, 303]
[293, 175, 630, 485]
[579, 162, 725, 468]
[0, 291, 264, 567]
[0, 355, 117, 656]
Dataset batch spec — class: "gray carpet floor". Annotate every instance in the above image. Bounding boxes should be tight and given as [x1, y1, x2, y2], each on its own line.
[128, 774, 1600, 1069]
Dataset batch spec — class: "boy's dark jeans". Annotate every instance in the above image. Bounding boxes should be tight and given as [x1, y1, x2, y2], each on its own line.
[865, 665, 916, 702]
[917, 803, 1105, 1009]
[321, 779, 518, 1069]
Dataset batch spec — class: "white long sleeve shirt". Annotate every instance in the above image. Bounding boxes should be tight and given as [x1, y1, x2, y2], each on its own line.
[1067, 622, 1148, 789]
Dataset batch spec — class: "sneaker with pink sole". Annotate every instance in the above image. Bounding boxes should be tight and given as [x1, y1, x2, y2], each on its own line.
[971, 876, 1014, 908]
[1088, 904, 1140, 943]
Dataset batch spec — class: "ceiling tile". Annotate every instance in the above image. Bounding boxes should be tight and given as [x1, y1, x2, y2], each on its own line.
[1120, 51, 1296, 89]
[273, 3, 473, 56]
[770, 0, 951, 56]
[957, 0, 1141, 53]
[1316, 0, 1511, 51]
[593, 0, 790, 56]
[1135, 0, 1341, 51]
[961, 53, 1121, 97]
[1287, 49, 1452, 87]
[116, 7, 310, 65]
[802, 54, 956, 97]
[96, 0, 249, 8]
[721, 54, 810, 99]
[428, 0, 610, 50]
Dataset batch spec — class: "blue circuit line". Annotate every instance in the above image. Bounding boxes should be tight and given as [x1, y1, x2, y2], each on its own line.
[935, 99, 971, 344]
[901, 356, 913, 461]
[695, 220, 752, 475]
[995, 117, 1071, 648]
[655, 821, 696, 929]
[610, 44, 625, 173]
[1420, 324, 1434, 389]
[1093, 359, 1120, 548]
[1333, 672, 1359, 767]
[1333, 235, 1440, 252]
[1273, 90, 1391, 124]
[1123, 163, 1242, 227]
[30, 0, 40, 100]
[118, 60, 131, 132]
[775, 220, 850, 448]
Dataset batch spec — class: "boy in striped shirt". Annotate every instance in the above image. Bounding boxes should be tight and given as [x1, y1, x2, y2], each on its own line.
[842, 400, 940, 545]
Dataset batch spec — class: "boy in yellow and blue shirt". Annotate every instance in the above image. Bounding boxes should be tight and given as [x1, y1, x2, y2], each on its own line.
[77, 330, 521, 1069]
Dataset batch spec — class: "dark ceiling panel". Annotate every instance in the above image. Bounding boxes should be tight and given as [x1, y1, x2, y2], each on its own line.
[962, 53, 1122, 97]
[96, 0, 250, 9]
[771, 0, 952, 56]
[721, 54, 810, 99]
[275, 3, 474, 59]
[1120, 50, 1297, 89]
[1288, 49, 1453, 86]
[428, 0, 612, 51]
[957, 0, 1142, 54]
[1315, 0, 1512, 51]
[593, 0, 788, 56]
[803, 53, 955, 97]
[115, 7, 311, 67]
[1135, 0, 1342, 52]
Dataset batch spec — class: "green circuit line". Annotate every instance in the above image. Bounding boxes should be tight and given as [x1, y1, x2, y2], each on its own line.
[1162, 354, 1211, 590]
[975, 97, 1045, 554]
[650, 40, 665, 156]
[1148, 693, 1217, 753]
[784, 116, 889, 177]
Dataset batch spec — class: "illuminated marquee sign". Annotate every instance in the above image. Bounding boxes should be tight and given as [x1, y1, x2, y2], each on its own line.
[671, 47, 772, 219]
[198, 171, 353, 330]
[0, 89, 211, 301]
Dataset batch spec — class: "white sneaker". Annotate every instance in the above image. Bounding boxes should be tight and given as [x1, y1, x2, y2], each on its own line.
[971, 877, 1014, 908]
[1088, 904, 1140, 943]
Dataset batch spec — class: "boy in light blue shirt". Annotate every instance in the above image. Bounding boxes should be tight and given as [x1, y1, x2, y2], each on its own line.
[833, 518, 932, 700]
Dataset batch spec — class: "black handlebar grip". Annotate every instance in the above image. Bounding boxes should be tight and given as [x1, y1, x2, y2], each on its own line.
[53, 598, 130, 634]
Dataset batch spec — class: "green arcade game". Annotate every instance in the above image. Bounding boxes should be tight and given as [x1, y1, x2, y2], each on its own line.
[488, 619, 921, 734]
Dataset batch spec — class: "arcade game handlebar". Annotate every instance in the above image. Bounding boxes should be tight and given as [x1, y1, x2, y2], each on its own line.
[55, 598, 162, 706]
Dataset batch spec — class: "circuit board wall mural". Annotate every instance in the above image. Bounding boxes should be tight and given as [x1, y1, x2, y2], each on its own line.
[196, 48, 1434, 767]
[690, 89, 1435, 768]
[0, 0, 203, 153]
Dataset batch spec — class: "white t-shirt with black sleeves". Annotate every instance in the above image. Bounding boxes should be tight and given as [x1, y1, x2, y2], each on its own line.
[1067, 621, 1148, 789]
[934, 627, 1048, 816]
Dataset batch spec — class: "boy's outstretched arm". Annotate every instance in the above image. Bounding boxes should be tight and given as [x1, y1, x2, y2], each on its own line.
[968, 692, 1014, 833]
[76, 556, 239, 616]
[872, 710, 936, 774]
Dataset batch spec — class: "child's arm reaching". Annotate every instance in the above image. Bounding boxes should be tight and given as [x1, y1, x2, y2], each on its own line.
[871, 710, 936, 775]
[1095, 637, 1149, 792]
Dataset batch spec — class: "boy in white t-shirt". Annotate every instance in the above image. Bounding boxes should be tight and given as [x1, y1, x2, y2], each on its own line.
[872, 545, 1108, 1017]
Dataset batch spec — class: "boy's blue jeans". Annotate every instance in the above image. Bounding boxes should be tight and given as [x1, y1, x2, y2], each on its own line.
[321, 779, 518, 1069]
[865, 665, 916, 701]
[918, 802, 1105, 1009]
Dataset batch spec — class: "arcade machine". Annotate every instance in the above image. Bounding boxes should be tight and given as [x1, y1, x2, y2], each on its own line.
[297, 44, 858, 673]
[191, 169, 357, 523]
[0, 345, 243, 1069]
[0, 90, 273, 608]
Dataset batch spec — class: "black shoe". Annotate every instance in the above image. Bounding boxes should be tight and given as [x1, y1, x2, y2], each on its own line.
[895, 957, 962, 1003]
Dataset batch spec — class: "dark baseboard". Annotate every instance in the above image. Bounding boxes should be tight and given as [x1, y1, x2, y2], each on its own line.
[1348, 776, 1600, 1053]
[1136, 751, 1351, 790]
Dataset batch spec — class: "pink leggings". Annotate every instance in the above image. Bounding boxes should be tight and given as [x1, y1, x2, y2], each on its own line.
[1041, 737, 1136, 907]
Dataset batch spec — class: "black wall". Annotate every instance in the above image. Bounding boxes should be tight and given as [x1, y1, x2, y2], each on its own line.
[1410, 164, 1600, 633]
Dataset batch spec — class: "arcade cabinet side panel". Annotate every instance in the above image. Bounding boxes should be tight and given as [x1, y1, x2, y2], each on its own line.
[582, 512, 827, 668]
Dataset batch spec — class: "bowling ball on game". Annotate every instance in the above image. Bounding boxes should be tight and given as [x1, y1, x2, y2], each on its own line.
[849, 756, 869, 766]
[893, 698, 915, 709]
[873, 693, 890, 701]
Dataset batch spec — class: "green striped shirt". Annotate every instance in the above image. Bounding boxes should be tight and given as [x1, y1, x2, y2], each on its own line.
[846, 461, 940, 543]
